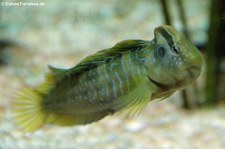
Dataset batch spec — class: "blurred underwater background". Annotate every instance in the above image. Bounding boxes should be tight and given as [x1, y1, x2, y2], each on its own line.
[0, 0, 225, 148]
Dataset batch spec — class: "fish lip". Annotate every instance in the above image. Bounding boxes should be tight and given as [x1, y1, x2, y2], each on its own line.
[185, 65, 201, 79]
[147, 75, 169, 90]
[187, 69, 194, 78]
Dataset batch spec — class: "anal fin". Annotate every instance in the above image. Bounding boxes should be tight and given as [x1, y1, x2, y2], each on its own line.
[46, 110, 113, 126]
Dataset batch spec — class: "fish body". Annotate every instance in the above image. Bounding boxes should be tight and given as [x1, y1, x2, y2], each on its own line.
[14, 25, 204, 131]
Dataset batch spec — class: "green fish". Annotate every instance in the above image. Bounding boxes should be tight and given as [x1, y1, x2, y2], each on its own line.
[14, 25, 203, 132]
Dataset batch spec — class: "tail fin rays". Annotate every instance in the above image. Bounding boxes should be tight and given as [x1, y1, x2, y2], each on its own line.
[14, 73, 57, 132]
[14, 88, 45, 132]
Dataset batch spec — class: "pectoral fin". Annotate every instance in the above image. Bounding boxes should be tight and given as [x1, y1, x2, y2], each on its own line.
[113, 79, 151, 117]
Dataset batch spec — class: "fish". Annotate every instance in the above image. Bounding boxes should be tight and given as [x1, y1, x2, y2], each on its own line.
[14, 25, 204, 132]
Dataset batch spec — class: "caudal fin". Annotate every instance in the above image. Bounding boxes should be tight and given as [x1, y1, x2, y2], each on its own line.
[14, 72, 59, 132]
[14, 88, 46, 132]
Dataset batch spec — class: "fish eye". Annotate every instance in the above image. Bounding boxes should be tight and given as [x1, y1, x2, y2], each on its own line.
[157, 46, 166, 58]
[171, 45, 180, 55]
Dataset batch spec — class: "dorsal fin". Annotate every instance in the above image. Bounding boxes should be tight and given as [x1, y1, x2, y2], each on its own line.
[114, 39, 149, 49]
[68, 39, 150, 76]
[48, 65, 68, 75]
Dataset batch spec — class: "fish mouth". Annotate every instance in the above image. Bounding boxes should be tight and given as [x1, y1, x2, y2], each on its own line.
[147, 65, 201, 90]
[186, 65, 201, 79]
[147, 76, 169, 90]
[187, 69, 194, 78]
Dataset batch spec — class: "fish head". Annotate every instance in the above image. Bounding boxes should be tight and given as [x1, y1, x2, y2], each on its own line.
[147, 25, 204, 90]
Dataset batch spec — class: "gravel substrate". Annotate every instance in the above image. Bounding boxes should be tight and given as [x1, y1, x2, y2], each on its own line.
[1, 100, 225, 149]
